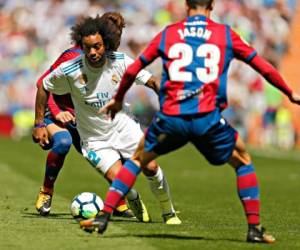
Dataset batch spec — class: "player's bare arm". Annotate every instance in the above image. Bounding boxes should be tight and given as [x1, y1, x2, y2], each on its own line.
[32, 85, 50, 147]
[98, 98, 122, 120]
[145, 76, 160, 93]
[55, 111, 76, 124]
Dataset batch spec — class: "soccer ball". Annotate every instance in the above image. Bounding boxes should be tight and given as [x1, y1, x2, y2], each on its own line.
[70, 192, 104, 220]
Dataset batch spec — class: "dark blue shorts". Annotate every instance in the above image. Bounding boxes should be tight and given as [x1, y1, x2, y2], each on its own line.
[144, 110, 237, 166]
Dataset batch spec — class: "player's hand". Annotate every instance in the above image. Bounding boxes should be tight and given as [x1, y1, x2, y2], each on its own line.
[289, 92, 300, 105]
[55, 111, 76, 124]
[98, 98, 122, 120]
[32, 127, 49, 147]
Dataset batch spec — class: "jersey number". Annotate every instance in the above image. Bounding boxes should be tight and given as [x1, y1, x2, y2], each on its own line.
[168, 43, 221, 83]
[87, 151, 101, 166]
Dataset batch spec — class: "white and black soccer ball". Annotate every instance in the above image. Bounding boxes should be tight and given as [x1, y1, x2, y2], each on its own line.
[70, 192, 104, 220]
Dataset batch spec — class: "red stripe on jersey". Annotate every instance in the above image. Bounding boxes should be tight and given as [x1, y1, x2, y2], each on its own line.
[161, 21, 186, 115]
[198, 82, 218, 113]
[163, 81, 181, 114]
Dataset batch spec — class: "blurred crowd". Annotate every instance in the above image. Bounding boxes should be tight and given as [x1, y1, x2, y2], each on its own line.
[0, 0, 298, 148]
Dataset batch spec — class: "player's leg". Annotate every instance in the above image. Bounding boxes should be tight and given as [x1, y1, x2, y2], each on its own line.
[36, 122, 72, 215]
[228, 136, 275, 243]
[81, 145, 148, 221]
[116, 117, 181, 224]
[80, 113, 188, 233]
[65, 122, 82, 154]
[80, 142, 157, 233]
[103, 161, 133, 218]
[105, 160, 150, 223]
[143, 161, 181, 224]
[192, 114, 274, 243]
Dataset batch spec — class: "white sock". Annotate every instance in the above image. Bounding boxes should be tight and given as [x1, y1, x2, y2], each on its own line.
[147, 167, 175, 215]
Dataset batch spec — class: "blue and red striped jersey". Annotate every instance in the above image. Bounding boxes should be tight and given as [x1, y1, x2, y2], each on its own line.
[139, 15, 257, 115]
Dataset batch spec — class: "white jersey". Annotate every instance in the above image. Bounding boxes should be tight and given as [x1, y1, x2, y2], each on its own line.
[43, 51, 152, 144]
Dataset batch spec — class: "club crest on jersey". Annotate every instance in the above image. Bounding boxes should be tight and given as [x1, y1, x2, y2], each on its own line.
[78, 73, 88, 85]
[111, 74, 119, 85]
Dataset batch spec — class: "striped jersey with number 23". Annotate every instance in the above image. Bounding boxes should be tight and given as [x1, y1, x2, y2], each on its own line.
[139, 14, 257, 115]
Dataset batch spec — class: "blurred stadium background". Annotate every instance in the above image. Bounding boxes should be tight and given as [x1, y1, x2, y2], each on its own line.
[0, 0, 299, 150]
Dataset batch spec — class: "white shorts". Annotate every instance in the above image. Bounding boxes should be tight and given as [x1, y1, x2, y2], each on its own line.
[81, 117, 144, 174]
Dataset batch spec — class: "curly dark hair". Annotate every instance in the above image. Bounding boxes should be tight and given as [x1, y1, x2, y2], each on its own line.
[186, 0, 214, 10]
[99, 12, 125, 51]
[100, 12, 125, 32]
[70, 13, 125, 51]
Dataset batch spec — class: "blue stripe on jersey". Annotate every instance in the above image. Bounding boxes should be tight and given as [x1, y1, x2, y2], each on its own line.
[181, 15, 207, 114]
[64, 61, 83, 72]
[245, 51, 257, 62]
[109, 55, 125, 59]
[217, 25, 234, 108]
[140, 55, 148, 65]
[64, 47, 83, 55]
[158, 29, 168, 110]
[64, 63, 83, 75]
[62, 59, 82, 71]
[62, 61, 83, 75]
[106, 52, 125, 60]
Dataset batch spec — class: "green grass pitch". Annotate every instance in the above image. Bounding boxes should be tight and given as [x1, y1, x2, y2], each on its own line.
[0, 136, 299, 250]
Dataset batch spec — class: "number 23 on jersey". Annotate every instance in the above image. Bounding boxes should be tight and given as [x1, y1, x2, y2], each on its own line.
[168, 43, 221, 83]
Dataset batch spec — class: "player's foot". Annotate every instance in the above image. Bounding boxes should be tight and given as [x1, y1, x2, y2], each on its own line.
[35, 186, 53, 216]
[127, 194, 151, 222]
[162, 212, 182, 225]
[113, 204, 135, 218]
[247, 225, 275, 243]
[80, 211, 110, 234]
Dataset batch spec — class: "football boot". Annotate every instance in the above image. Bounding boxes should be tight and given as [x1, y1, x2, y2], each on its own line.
[35, 186, 53, 216]
[247, 225, 275, 243]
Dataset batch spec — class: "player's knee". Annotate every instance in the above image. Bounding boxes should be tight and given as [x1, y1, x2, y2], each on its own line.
[229, 149, 252, 168]
[52, 131, 72, 155]
[142, 160, 159, 176]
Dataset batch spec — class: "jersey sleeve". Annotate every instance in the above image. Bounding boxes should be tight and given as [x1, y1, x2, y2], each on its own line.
[249, 54, 292, 97]
[230, 29, 257, 62]
[124, 54, 152, 85]
[48, 94, 61, 117]
[43, 66, 71, 95]
[138, 31, 162, 66]
[36, 47, 81, 88]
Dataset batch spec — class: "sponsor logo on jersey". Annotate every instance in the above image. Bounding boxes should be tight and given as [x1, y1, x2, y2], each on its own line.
[79, 86, 88, 95]
[177, 87, 203, 101]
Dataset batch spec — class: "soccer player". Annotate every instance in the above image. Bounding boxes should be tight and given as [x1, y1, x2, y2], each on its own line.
[81, 0, 300, 242]
[34, 12, 139, 218]
[32, 15, 181, 224]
